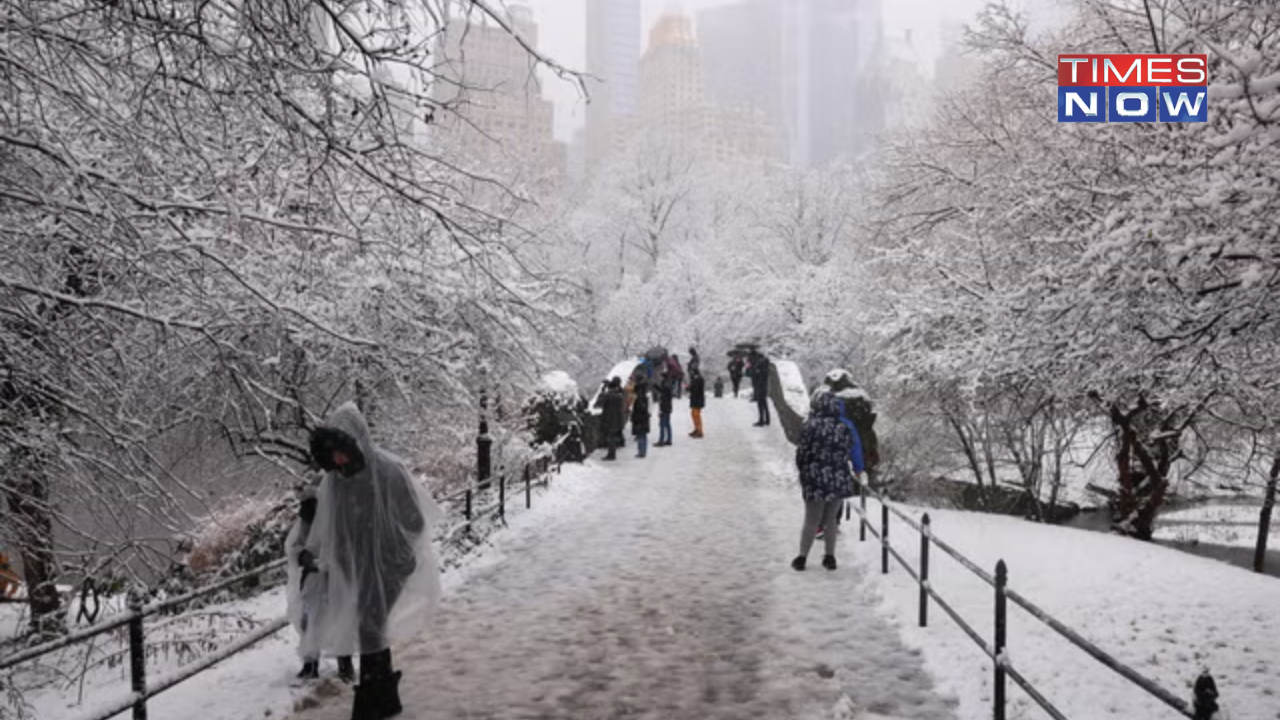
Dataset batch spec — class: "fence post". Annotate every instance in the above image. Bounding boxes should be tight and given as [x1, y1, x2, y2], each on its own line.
[499, 472, 506, 521]
[919, 513, 931, 628]
[881, 501, 890, 574]
[465, 489, 472, 533]
[127, 587, 148, 720]
[525, 465, 532, 509]
[994, 560, 1008, 720]
[1193, 671, 1219, 720]
[859, 483, 867, 542]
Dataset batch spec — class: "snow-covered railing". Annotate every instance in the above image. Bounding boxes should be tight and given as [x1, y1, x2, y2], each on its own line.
[0, 558, 288, 720]
[849, 485, 1222, 720]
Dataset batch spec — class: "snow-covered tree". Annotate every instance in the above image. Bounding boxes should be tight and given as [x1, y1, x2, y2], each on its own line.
[0, 0, 579, 635]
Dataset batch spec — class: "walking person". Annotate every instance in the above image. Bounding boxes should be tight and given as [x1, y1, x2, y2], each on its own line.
[306, 403, 442, 720]
[748, 350, 771, 427]
[631, 379, 651, 458]
[688, 368, 706, 438]
[595, 377, 626, 461]
[791, 390, 865, 572]
[667, 354, 685, 399]
[656, 377, 674, 447]
[728, 354, 745, 398]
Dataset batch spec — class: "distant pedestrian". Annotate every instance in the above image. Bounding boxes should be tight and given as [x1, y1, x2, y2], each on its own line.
[656, 378, 674, 447]
[687, 347, 701, 379]
[713, 376, 725, 398]
[791, 390, 865, 572]
[728, 354, 745, 398]
[688, 369, 706, 438]
[595, 377, 626, 461]
[747, 350, 771, 426]
[631, 379, 652, 458]
[667, 354, 685, 399]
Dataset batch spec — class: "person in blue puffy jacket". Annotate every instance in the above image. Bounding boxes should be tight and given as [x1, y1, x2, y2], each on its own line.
[792, 390, 865, 571]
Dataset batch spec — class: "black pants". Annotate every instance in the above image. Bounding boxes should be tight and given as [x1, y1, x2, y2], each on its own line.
[731, 377, 741, 396]
[358, 573, 406, 653]
[756, 396, 770, 424]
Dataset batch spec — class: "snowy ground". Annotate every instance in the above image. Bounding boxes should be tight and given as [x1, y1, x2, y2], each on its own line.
[1154, 502, 1276, 549]
[840, 501, 1280, 719]
[289, 396, 956, 720]
[14, 395, 1271, 720]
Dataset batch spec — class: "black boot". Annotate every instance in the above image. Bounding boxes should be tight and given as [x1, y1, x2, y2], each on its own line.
[353, 650, 402, 720]
[822, 555, 837, 571]
[297, 660, 319, 680]
[378, 671, 404, 717]
[349, 683, 376, 720]
[791, 556, 806, 571]
[338, 656, 355, 683]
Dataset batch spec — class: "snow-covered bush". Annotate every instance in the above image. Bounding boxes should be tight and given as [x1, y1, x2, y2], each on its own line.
[523, 372, 587, 463]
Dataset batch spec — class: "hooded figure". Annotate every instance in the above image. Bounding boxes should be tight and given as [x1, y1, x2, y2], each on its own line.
[792, 391, 865, 572]
[307, 403, 441, 720]
[595, 377, 626, 460]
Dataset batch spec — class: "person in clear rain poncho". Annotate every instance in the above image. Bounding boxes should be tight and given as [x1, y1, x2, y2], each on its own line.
[304, 402, 441, 720]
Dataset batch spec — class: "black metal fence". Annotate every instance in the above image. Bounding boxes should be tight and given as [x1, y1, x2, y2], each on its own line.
[848, 484, 1221, 720]
[0, 450, 565, 720]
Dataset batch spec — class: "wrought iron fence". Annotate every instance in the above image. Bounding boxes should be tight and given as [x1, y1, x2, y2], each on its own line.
[848, 484, 1221, 720]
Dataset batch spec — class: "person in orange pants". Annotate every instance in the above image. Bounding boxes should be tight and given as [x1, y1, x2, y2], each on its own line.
[688, 369, 706, 438]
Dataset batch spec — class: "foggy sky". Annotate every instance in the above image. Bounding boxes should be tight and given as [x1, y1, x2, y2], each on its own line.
[522, 0, 997, 141]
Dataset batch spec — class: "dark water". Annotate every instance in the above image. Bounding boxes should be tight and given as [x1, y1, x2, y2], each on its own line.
[1061, 508, 1280, 579]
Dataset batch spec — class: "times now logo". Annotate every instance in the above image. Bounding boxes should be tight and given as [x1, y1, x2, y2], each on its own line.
[1058, 54, 1208, 122]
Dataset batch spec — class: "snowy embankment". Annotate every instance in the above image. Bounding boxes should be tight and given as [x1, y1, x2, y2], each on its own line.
[848, 506, 1278, 720]
[1154, 503, 1278, 549]
[774, 359, 810, 417]
[4, 462, 599, 720]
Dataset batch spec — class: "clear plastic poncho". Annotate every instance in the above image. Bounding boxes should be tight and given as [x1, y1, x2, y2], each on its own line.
[300, 403, 442, 656]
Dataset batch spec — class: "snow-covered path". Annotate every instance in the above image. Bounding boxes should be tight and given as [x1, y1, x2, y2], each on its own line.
[291, 398, 957, 720]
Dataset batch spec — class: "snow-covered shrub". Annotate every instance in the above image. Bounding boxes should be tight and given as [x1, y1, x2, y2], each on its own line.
[164, 494, 293, 599]
[523, 372, 587, 464]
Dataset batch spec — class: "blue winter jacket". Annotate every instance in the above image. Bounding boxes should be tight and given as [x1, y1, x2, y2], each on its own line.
[837, 400, 866, 475]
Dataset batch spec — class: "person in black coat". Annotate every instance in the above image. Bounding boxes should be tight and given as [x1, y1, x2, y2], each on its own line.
[656, 379, 675, 447]
[631, 379, 651, 458]
[747, 351, 771, 426]
[728, 355, 745, 397]
[688, 369, 706, 438]
[595, 377, 626, 461]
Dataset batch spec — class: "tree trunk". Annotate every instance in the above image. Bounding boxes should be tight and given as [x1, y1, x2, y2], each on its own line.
[1109, 401, 1177, 540]
[4, 457, 64, 636]
[1255, 453, 1279, 574]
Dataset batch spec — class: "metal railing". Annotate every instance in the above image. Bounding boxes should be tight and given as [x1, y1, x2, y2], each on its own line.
[443, 452, 562, 541]
[849, 483, 1222, 720]
[0, 558, 288, 720]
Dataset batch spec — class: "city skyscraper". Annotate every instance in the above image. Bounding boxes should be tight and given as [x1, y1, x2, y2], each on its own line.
[584, 0, 642, 171]
[698, 0, 886, 167]
[637, 10, 783, 166]
[432, 4, 564, 181]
